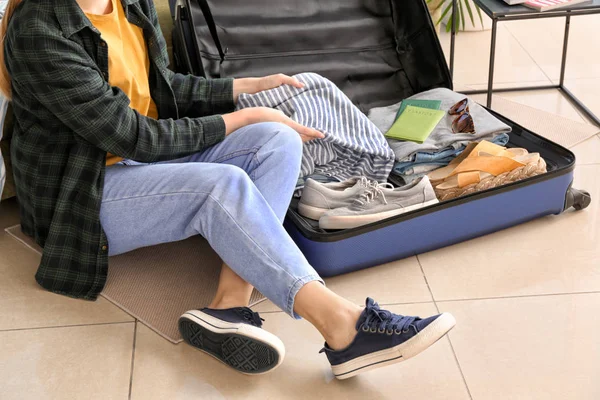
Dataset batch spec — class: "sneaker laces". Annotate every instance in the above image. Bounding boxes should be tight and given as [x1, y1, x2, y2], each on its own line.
[354, 181, 395, 207]
[237, 308, 265, 328]
[356, 176, 373, 188]
[362, 298, 417, 334]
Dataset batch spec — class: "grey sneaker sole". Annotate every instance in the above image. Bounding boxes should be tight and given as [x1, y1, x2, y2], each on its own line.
[178, 310, 285, 374]
[319, 198, 439, 230]
[297, 202, 330, 220]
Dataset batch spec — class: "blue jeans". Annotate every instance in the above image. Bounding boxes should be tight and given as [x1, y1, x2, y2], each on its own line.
[100, 122, 323, 317]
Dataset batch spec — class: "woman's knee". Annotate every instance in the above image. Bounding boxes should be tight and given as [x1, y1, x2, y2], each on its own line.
[258, 122, 303, 158]
[213, 163, 252, 188]
[171, 163, 253, 197]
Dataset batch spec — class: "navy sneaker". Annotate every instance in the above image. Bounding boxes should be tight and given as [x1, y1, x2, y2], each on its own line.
[178, 307, 285, 374]
[320, 298, 456, 379]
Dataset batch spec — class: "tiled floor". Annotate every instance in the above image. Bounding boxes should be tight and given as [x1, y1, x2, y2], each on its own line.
[1, 14, 600, 400]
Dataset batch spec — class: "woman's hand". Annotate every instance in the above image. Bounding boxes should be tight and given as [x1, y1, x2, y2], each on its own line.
[228, 74, 320, 142]
[233, 74, 304, 103]
[222, 107, 324, 143]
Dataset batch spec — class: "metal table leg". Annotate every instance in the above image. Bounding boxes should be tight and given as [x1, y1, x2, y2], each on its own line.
[561, 86, 600, 126]
[452, 6, 600, 126]
[556, 12, 600, 126]
[486, 18, 498, 108]
[559, 13, 571, 87]
[449, 0, 458, 81]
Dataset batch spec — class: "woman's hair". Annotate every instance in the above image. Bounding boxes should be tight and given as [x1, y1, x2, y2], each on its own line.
[0, 0, 23, 99]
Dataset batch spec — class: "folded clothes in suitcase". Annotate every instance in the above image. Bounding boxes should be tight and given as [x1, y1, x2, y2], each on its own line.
[170, 0, 591, 277]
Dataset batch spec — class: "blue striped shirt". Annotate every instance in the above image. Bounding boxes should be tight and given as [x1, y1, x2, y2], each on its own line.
[236, 73, 395, 183]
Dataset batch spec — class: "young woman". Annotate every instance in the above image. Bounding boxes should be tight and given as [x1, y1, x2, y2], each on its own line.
[0, 0, 455, 379]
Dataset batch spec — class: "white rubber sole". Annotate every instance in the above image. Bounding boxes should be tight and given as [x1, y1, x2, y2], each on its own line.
[331, 312, 456, 380]
[319, 198, 440, 230]
[297, 202, 329, 221]
[179, 310, 285, 375]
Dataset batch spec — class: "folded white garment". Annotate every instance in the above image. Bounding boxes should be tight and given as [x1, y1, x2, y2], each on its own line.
[368, 88, 512, 162]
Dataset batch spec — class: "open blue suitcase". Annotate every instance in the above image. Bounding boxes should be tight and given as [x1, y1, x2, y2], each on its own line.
[170, 0, 592, 277]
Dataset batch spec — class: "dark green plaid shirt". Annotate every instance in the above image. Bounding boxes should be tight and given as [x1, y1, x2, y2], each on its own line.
[6, 0, 234, 300]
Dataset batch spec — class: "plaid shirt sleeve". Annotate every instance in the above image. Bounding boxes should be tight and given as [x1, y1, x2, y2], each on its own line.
[146, 0, 235, 118]
[167, 72, 235, 118]
[9, 27, 227, 163]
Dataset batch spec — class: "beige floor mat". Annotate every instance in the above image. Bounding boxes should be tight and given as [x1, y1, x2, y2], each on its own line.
[4, 226, 265, 343]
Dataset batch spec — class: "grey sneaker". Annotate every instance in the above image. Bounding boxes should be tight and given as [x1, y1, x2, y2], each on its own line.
[319, 176, 439, 230]
[298, 176, 374, 220]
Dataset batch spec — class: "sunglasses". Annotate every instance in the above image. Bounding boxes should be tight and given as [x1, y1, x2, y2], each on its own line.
[449, 98, 475, 134]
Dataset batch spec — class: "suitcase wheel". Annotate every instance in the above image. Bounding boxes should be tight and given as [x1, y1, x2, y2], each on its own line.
[565, 187, 592, 211]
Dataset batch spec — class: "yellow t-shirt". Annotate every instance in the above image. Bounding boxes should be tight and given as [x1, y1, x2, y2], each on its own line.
[86, 0, 159, 166]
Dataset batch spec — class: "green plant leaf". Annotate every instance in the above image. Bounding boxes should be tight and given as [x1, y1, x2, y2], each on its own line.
[438, 3, 454, 31]
[445, 9, 458, 33]
[476, 2, 485, 27]
[464, 0, 476, 27]
[432, 1, 447, 13]
[431, 0, 483, 32]
[458, 0, 466, 31]
[438, 3, 453, 26]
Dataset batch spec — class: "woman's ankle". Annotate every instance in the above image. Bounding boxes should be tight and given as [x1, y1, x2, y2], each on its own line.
[322, 305, 363, 351]
[294, 282, 364, 350]
[208, 294, 250, 310]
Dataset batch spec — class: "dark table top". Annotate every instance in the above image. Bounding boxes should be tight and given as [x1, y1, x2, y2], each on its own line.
[473, 0, 600, 18]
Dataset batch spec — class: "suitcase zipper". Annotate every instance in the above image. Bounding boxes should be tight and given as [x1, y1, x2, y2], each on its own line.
[198, 43, 396, 61]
